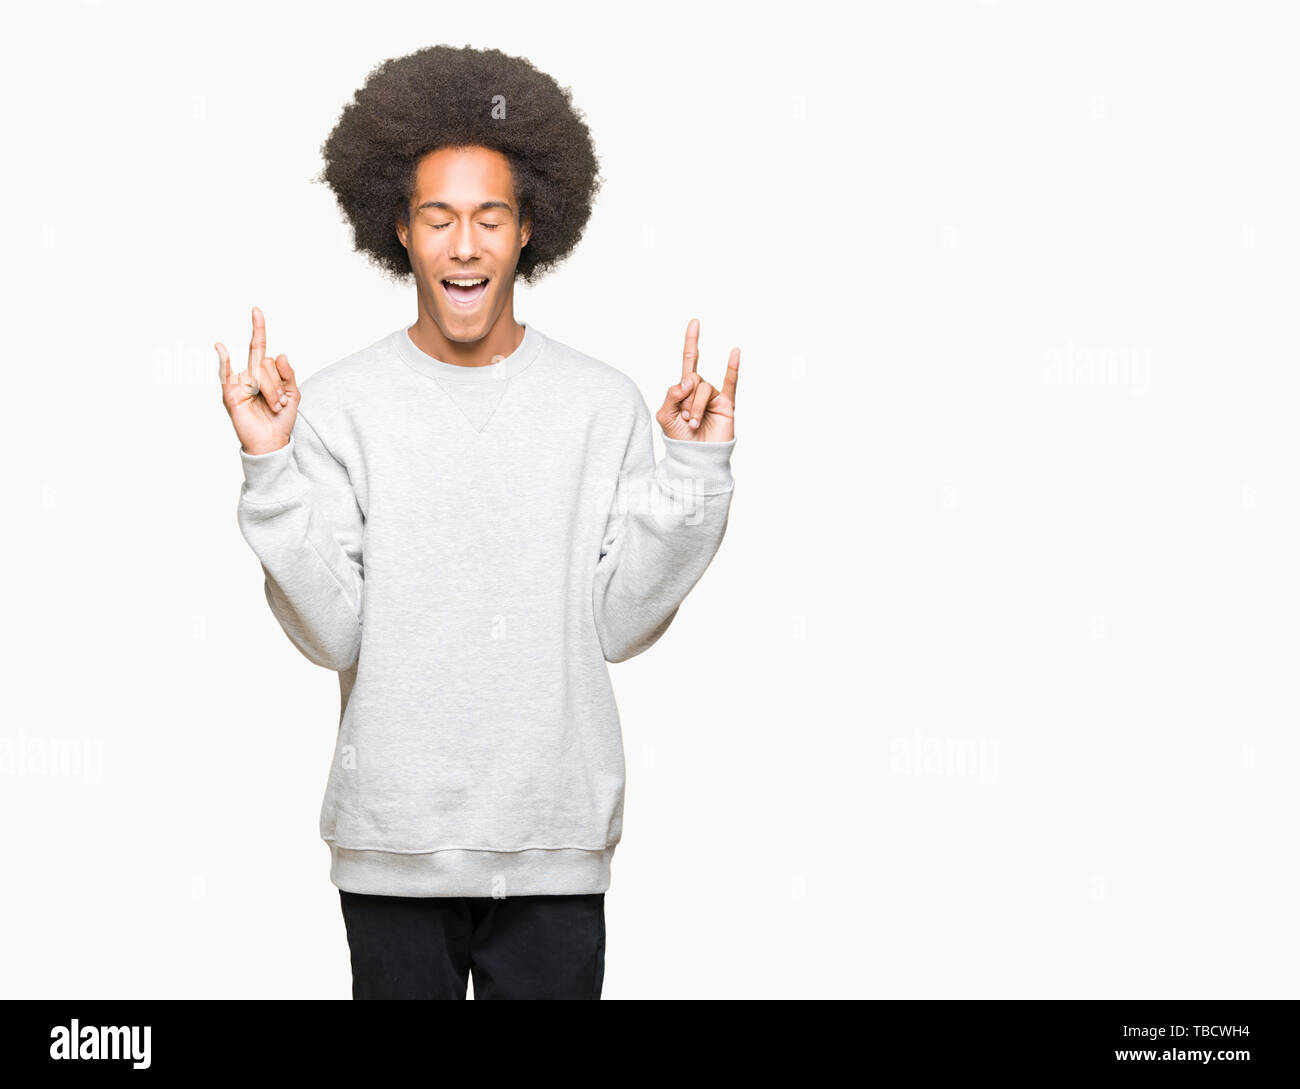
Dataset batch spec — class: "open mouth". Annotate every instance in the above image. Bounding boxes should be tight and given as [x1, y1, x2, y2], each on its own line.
[441, 277, 490, 307]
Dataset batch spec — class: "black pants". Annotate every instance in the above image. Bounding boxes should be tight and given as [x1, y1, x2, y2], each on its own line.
[338, 889, 606, 999]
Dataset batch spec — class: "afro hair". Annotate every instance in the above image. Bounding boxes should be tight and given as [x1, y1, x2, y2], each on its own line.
[313, 44, 603, 285]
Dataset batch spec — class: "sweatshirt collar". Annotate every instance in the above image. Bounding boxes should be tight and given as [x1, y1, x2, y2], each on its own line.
[392, 321, 543, 385]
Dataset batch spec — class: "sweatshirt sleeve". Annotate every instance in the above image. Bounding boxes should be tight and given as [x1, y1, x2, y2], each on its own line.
[236, 412, 365, 672]
[592, 400, 737, 663]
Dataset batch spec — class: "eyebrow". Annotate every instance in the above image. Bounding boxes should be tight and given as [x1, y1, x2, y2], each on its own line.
[415, 200, 514, 215]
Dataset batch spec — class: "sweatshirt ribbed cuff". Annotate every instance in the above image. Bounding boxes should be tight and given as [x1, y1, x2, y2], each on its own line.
[657, 435, 737, 495]
[238, 435, 306, 505]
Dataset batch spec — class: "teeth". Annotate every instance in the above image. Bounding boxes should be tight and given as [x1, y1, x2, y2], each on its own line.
[445, 278, 487, 286]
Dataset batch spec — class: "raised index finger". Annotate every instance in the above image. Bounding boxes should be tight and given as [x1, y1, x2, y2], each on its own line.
[682, 318, 700, 382]
[248, 306, 267, 375]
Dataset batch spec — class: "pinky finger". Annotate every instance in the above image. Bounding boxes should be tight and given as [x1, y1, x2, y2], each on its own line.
[216, 342, 247, 395]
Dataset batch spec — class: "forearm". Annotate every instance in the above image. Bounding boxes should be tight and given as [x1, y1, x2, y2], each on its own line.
[592, 434, 736, 663]
[237, 435, 364, 672]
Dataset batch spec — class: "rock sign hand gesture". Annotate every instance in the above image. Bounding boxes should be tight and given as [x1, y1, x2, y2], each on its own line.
[216, 306, 300, 457]
[656, 319, 739, 443]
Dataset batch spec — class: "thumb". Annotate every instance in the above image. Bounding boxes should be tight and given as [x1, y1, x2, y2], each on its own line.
[273, 353, 300, 402]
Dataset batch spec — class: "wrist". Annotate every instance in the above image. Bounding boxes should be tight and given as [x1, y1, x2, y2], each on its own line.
[240, 435, 291, 457]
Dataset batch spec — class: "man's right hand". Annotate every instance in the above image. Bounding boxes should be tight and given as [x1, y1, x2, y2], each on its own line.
[217, 306, 300, 456]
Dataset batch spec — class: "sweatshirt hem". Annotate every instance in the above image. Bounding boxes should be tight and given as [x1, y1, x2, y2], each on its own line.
[326, 841, 615, 897]
[659, 435, 737, 495]
[238, 434, 305, 505]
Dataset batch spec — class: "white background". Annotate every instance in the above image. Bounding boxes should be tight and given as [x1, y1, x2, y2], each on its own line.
[3, 0, 1297, 998]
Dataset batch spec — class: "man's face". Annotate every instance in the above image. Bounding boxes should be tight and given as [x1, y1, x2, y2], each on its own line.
[396, 145, 532, 343]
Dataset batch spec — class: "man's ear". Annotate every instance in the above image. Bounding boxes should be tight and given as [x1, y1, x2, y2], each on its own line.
[395, 215, 408, 250]
[520, 215, 531, 249]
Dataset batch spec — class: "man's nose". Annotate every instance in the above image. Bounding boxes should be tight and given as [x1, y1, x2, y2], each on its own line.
[449, 222, 479, 260]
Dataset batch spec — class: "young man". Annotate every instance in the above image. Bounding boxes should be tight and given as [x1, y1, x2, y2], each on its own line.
[216, 45, 739, 1000]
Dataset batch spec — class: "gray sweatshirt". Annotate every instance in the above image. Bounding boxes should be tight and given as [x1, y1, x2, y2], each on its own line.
[236, 321, 736, 897]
